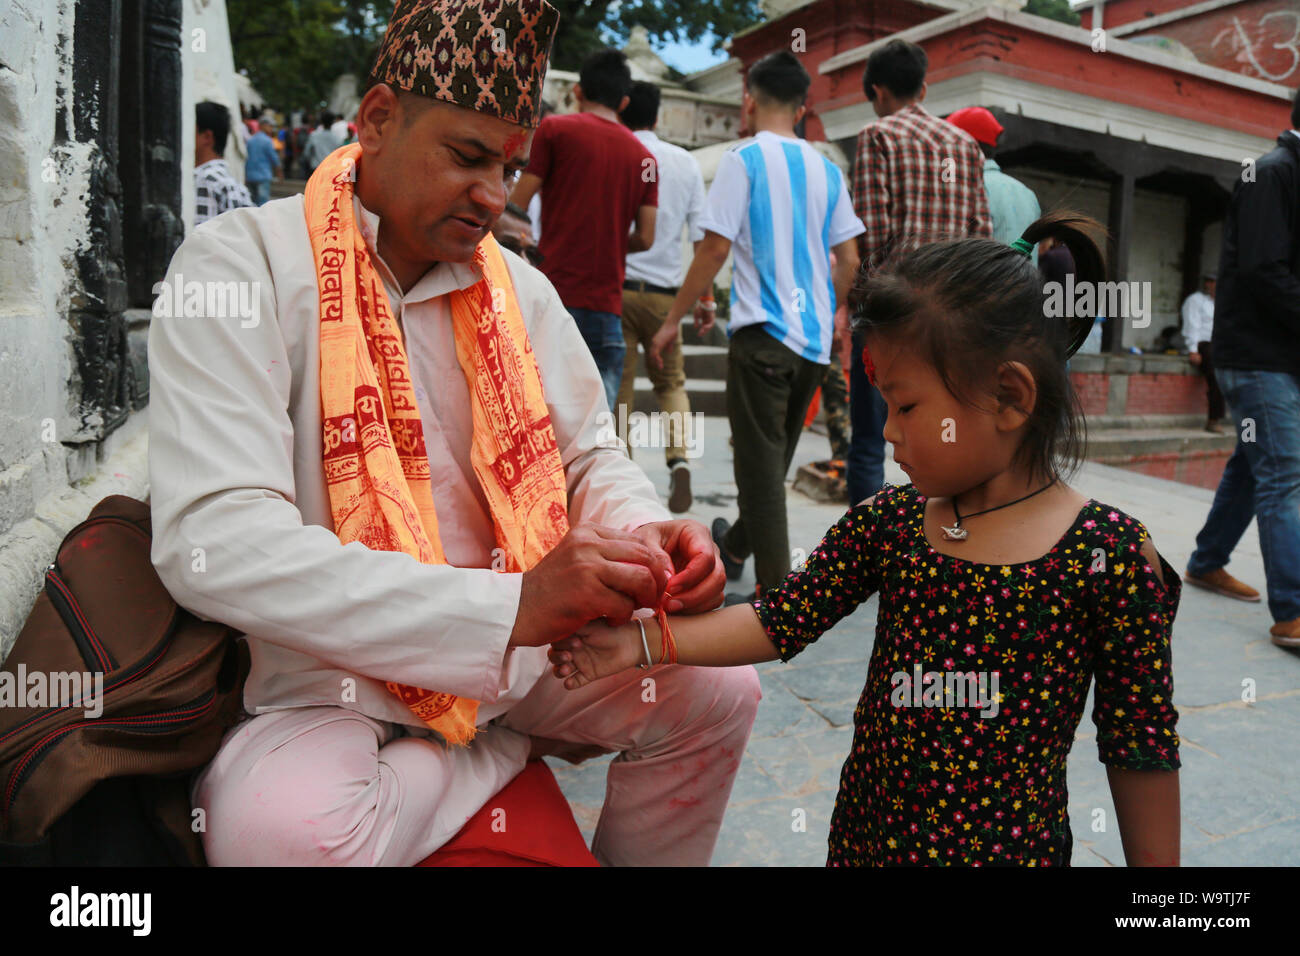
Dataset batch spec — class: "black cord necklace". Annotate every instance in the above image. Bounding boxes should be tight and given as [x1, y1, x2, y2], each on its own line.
[940, 479, 1059, 541]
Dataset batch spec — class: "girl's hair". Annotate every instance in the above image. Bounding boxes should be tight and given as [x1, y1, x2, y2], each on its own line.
[849, 210, 1107, 484]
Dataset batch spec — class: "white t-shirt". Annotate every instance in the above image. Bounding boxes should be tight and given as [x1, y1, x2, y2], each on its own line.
[698, 131, 864, 364]
[624, 130, 706, 289]
[1181, 290, 1215, 351]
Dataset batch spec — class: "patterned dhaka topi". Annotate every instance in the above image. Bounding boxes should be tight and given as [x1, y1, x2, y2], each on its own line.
[369, 0, 560, 128]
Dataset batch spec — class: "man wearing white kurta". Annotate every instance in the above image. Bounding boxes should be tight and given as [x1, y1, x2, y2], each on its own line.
[147, 0, 759, 866]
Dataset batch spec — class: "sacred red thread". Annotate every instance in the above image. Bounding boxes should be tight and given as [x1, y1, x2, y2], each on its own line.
[655, 605, 678, 665]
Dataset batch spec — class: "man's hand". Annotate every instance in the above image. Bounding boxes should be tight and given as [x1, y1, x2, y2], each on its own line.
[1188, 351, 1202, 367]
[631, 519, 725, 614]
[508, 525, 673, 648]
[693, 302, 716, 336]
[648, 322, 679, 371]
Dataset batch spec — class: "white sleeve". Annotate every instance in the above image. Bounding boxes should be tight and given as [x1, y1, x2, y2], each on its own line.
[686, 157, 707, 243]
[501, 249, 672, 532]
[697, 150, 750, 241]
[1181, 296, 1198, 350]
[148, 219, 523, 702]
[827, 173, 867, 247]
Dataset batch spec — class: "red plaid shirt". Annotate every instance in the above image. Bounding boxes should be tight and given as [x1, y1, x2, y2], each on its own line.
[852, 102, 993, 272]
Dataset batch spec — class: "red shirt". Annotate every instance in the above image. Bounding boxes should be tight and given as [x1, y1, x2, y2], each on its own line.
[527, 113, 658, 315]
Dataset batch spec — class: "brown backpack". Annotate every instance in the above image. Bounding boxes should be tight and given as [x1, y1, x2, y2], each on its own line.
[0, 495, 247, 865]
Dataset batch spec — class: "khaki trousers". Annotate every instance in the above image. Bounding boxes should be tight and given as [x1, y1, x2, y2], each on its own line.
[616, 288, 692, 465]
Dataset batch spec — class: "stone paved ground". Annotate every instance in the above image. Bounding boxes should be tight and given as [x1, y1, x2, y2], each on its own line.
[545, 414, 1300, 866]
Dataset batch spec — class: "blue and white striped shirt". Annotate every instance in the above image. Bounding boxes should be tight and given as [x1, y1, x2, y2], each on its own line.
[699, 131, 864, 364]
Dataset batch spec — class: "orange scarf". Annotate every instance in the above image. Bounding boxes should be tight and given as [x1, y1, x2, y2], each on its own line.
[304, 145, 570, 746]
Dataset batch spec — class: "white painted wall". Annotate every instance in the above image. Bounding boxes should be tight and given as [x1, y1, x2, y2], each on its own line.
[0, 1, 163, 651]
[819, 71, 1279, 166]
[685, 58, 743, 102]
[542, 68, 741, 149]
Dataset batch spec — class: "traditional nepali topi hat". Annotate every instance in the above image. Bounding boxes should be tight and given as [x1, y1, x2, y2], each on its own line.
[369, 0, 560, 128]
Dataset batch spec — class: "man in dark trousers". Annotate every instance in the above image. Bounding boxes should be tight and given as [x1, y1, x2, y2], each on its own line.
[1186, 88, 1300, 649]
[646, 52, 863, 602]
[847, 39, 991, 505]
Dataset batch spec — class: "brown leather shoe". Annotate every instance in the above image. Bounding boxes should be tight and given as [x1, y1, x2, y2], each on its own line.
[1205, 419, 1228, 435]
[1185, 567, 1262, 602]
[1269, 619, 1300, 648]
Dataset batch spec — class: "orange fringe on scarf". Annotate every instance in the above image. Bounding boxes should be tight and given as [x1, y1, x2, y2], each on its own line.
[304, 145, 570, 746]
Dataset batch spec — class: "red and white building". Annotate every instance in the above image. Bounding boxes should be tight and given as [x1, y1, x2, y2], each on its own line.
[717, 0, 1294, 349]
[692, 0, 1296, 487]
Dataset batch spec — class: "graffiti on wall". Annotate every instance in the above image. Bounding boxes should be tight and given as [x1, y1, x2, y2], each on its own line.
[1210, 10, 1300, 82]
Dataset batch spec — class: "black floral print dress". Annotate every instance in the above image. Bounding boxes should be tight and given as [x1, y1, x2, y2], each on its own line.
[754, 483, 1181, 866]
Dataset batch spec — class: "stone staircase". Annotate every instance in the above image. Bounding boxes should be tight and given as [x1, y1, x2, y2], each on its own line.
[1080, 414, 1236, 490]
[626, 335, 1237, 493]
[244, 221, 1240, 494]
[1084, 414, 1235, 456]
[629, 321, 730, 417]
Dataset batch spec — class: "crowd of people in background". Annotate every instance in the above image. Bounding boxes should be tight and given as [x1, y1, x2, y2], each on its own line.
[193, 100, 363, 222]
[188, 40, 1300, 645]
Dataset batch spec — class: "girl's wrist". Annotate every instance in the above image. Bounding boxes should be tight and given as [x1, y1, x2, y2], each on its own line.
[630, 616, 665, 668]
[630, 619, 652, 670]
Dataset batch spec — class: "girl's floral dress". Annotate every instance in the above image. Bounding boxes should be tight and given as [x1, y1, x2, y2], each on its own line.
[754, 483, 1181, 866]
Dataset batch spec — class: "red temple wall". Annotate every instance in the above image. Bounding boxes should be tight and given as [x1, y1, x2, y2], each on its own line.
[1088, 0, 1300, 86]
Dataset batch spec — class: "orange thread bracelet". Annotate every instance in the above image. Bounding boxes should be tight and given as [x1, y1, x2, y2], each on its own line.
[655, 604, 677, 665]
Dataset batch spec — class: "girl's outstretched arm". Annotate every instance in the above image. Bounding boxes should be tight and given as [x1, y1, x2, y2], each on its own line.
[549, 604, 778, 690]
[1108, 767, 1180, 866]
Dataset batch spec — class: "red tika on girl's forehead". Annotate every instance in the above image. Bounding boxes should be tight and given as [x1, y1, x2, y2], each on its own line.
[860, 343, 877, 386]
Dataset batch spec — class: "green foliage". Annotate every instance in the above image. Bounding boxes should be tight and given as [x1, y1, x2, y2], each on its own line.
[1022, 0, 1081, 26]
[546, 0, 763, 72]
[229, 0, 762, 110]
[228, 0, 388, 111]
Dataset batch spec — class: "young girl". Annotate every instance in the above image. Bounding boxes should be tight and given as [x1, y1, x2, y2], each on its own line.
[550, 212, 1182, 867]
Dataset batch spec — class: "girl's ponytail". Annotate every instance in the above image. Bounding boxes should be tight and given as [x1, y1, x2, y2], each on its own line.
[1020, 211, 1109, 359]
[848, 208, 1110, 484]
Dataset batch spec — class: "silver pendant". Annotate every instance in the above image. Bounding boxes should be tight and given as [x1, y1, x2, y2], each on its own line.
[941, 524, 968, 541]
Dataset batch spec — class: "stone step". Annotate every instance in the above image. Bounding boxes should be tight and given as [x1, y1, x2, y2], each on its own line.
[1085, 413, 1209, 431]
[622, 399, 1227, 445]
[631, 377, 727, 416]
[633, 343, 728, 381]
[1084, 426, 1236, 462]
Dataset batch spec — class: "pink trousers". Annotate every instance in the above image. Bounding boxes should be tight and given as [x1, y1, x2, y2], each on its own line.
[192, 662, 761, 866]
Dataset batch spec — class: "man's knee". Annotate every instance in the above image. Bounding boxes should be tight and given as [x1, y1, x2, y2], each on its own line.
[657, 663, 762, 740]
[718, 664, 762, 730]
[196, 718, 386, 866]
[200, 773, 381, 867]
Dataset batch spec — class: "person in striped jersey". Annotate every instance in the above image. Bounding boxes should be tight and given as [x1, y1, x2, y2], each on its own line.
[648, 51, 864, 600]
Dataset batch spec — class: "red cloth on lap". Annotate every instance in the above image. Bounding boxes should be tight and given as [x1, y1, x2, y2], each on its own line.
[416, 760, 598, 867]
